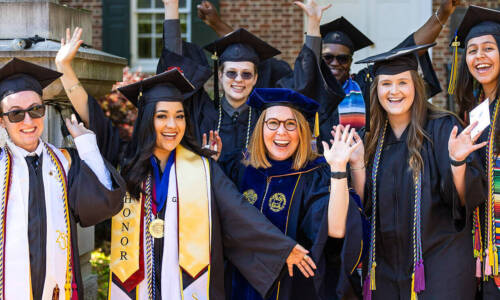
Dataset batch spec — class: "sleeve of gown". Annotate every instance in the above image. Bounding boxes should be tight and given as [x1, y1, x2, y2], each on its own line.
[298, 166, 364, 298]
[162, 19, 182, 55]
[66, 148, 126, 227]
[73, 133, 112, 190]
[87, 94, 126, 167]
[432, 115, 487, 231]
[211, 162, 296, 299]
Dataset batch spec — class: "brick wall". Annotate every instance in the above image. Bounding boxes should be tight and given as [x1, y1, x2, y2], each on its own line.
[431, 0, 500, 109]
[59, 0, 103, 50]
[219, 0, 304, 67]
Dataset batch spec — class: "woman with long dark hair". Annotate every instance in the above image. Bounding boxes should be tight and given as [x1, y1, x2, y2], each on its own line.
[449, 5, 500, 298]
[56, 30, 316, 300]
[349, 43, 487, 299]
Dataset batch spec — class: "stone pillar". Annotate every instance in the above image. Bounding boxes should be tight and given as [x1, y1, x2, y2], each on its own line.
[0, 1, 127, 298]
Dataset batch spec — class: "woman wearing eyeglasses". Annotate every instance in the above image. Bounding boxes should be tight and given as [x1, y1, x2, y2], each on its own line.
[218, 88, 364, 300]
[154, 0, 342, 172]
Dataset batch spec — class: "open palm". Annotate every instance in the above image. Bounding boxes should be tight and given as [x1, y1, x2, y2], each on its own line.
[55, 27, 83, 68]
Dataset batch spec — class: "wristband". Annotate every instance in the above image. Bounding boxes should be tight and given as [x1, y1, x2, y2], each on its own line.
[450, 157, 467, 166]
[331, 171, 347, 179]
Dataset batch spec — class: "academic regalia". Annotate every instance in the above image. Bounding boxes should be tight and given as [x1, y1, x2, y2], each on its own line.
[0, 58, 126, 299]
[320, 17, 442, 133]
[101, 70, 298, 300]
[448, 6, 500, 298]
[358, 45, 486, 300]
[156, 20, 343, 165]
[218, 88, 364, 300]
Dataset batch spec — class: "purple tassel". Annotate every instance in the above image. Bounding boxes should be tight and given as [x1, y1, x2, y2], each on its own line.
[363, 276, 372, 300]
[414, 259, 425, 293]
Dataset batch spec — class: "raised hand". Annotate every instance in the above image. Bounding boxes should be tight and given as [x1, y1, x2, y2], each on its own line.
[286, 244, 317, 278]
[55, 27, 83, 71]
[202, 130, 222, 161]
[448, 121, 487, 163]
[322, 124, 362, 172]
[439, 0, 460, 18]
[197, 1, 220, 27]
[65, 114, 93, 138]
[293, 0, 331, 23]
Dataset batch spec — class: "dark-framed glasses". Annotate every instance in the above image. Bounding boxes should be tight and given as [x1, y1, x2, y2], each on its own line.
[224, 70, 254, 80]
[264, 118, 297, 131]
[322, 54, 352, 64]
[0, 104, 46, 123]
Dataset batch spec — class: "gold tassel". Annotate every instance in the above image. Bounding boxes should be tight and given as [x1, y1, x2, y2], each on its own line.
[493, 248, 499, 275]
[211, 51, 218, 61]
[314, 112, 319, 137]
[448, 36, 460, 95]
[410, 273, 417, 300]
[370, 262, 377, 290]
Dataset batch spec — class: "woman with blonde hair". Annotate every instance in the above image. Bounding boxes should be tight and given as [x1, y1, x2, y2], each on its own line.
[350, 43, 487, 299]
[449, 5, 500, 298]
[216, 87, 365, 300]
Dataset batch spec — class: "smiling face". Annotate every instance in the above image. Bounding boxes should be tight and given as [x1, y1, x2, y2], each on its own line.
[219, 61, 258, 106]
[377, 71, 415, 122]
[466, 34, 500, 90]
[153, 101, 186, 159]
[0, 90, 44, 152]
[263, 106, 299, 161]
[322, 43, 353, 84]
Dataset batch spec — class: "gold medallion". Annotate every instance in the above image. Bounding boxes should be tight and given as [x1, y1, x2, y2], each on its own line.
[149, 218, 164, 238]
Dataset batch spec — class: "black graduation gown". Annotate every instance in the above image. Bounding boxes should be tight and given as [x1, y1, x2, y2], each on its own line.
[220, 157, 364, 300]
[39, 146, 125, 299]
[474, 98, 500, 300]
[364, 114, 486, 299]
[327, 33, 443, 135]
[156, 28, 343, 164]
[87, 97, 299, 299]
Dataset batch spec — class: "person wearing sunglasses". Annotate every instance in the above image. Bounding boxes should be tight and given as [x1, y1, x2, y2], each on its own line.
[215, 88, 364, 300]
[0, 58, 126, 299]
[315, 0, 460, 134]
[149, 0, 343, 174]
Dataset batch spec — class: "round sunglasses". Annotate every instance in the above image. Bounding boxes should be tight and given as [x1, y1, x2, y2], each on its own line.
[224, 70, 254, 80]
[0, 104, 46, 123]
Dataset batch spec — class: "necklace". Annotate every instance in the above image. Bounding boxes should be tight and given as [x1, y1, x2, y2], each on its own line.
[216, 98, 253, 150]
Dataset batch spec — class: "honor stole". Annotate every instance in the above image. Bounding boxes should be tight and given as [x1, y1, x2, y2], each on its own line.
[110, 145, 212, 299]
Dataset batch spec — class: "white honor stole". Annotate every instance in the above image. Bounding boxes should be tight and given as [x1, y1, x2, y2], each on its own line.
[3, 141, 71, 300]
[110, 155, 212, 300]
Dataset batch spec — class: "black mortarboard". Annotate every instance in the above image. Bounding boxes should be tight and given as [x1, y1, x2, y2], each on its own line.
[204, 28, 281, 65]
[118, 68, 194, 107]
[320, 17, 374, 52]
[356, 43, 436, 76]
[248, 88, 319, 120]
[204, 28, 280, 106]
[0, 58, 62, 100]
[448, 6, 500, 94]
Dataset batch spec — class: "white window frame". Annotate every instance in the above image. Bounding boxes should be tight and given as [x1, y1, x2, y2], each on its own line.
[131, 0, 192, 73]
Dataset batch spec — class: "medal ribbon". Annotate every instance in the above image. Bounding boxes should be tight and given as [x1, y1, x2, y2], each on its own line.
[150, 151, 175, 214]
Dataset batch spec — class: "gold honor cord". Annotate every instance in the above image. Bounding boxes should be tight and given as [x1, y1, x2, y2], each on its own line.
[176, 145, 210, 278]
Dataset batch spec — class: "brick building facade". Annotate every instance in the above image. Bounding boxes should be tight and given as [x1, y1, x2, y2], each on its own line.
[61, 0, 500, 110]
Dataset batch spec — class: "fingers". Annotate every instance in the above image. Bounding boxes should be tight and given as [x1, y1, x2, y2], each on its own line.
[341, 124, 351, 142]
[449, 125, 458, 141]
[463, 121, 478, 136]
[334, 124, 341, 141]
[300, 258, 315, 277]
[321, 4, 332, 12]
[321, 141, 330, 153]
[293, 1, 306, 10]
[287, 262, 294, 277]
[346, 128, 355, 145]
[202, 133, 207, 147]
[472, 141, 488, 151]
[66, 28, 71, 43]
[304, 254, 317, 270]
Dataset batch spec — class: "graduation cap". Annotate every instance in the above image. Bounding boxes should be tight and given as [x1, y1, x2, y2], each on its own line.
[448, 5, 500, 94]
[320, 17, 374, 52]
[203, 28, 281, 105]
[0, 58, 62, 100]
[118, 68, 194, 108]
[356, 43, 436, 76]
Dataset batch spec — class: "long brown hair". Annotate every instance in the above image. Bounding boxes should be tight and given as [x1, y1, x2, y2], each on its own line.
[245, 106, 318, 170]
[365, 70, 452, 176]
